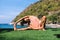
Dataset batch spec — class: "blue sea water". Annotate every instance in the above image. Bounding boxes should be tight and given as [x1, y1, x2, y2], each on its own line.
[0, 24, 27, 29]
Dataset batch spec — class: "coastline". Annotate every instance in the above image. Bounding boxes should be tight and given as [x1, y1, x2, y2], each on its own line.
[0, 23, 60, 29]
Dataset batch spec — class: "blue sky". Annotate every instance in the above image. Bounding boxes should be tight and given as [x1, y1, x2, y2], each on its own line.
[0, 0, 38, 23]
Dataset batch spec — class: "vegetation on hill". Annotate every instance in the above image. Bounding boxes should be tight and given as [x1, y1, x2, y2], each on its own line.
[13, 0, 60, 24]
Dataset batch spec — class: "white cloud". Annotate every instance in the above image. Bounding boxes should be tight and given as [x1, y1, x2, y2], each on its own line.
[0, 15, 11, 19]
[0, 15, 5, 18]
[0, 15, 12, 23]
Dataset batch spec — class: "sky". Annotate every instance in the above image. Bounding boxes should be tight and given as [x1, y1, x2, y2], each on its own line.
[0, 0, 39, 24]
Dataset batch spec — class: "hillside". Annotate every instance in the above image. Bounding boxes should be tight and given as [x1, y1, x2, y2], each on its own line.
[0, 28, 60, 40]
[12, 0, 60, 24]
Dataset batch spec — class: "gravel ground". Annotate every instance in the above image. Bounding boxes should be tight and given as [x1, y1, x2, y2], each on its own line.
[46, 24, 60, 28]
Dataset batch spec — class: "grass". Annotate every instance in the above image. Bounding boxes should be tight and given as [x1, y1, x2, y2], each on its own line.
[0, 28, 60, 40]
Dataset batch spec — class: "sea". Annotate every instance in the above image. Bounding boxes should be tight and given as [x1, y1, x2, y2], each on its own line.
[0, 24, 27, 29]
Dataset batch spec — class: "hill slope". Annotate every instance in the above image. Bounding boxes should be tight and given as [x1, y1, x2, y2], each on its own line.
[13, 0, 60, 24]
[0, 29, 60, 40]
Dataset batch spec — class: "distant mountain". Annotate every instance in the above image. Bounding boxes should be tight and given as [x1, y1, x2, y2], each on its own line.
[12, 0, 60, 24]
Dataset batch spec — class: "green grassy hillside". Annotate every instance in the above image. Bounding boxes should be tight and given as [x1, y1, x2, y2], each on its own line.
[0, 28, 60, 40]
[13, 0, 60, 24]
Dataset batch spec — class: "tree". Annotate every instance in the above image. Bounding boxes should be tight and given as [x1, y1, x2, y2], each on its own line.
[48, 14, 57, 24]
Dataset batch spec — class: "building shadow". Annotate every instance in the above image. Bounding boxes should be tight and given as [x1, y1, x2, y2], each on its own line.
[19, 37, 37, 40]
[45, 28, 60, 31]
[0, 35, 6, 40]
[0, 36, 37, 40]
[51, 28, 59, 31]
[54, 34, 60, 38]
[0, 28, 13, 33]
